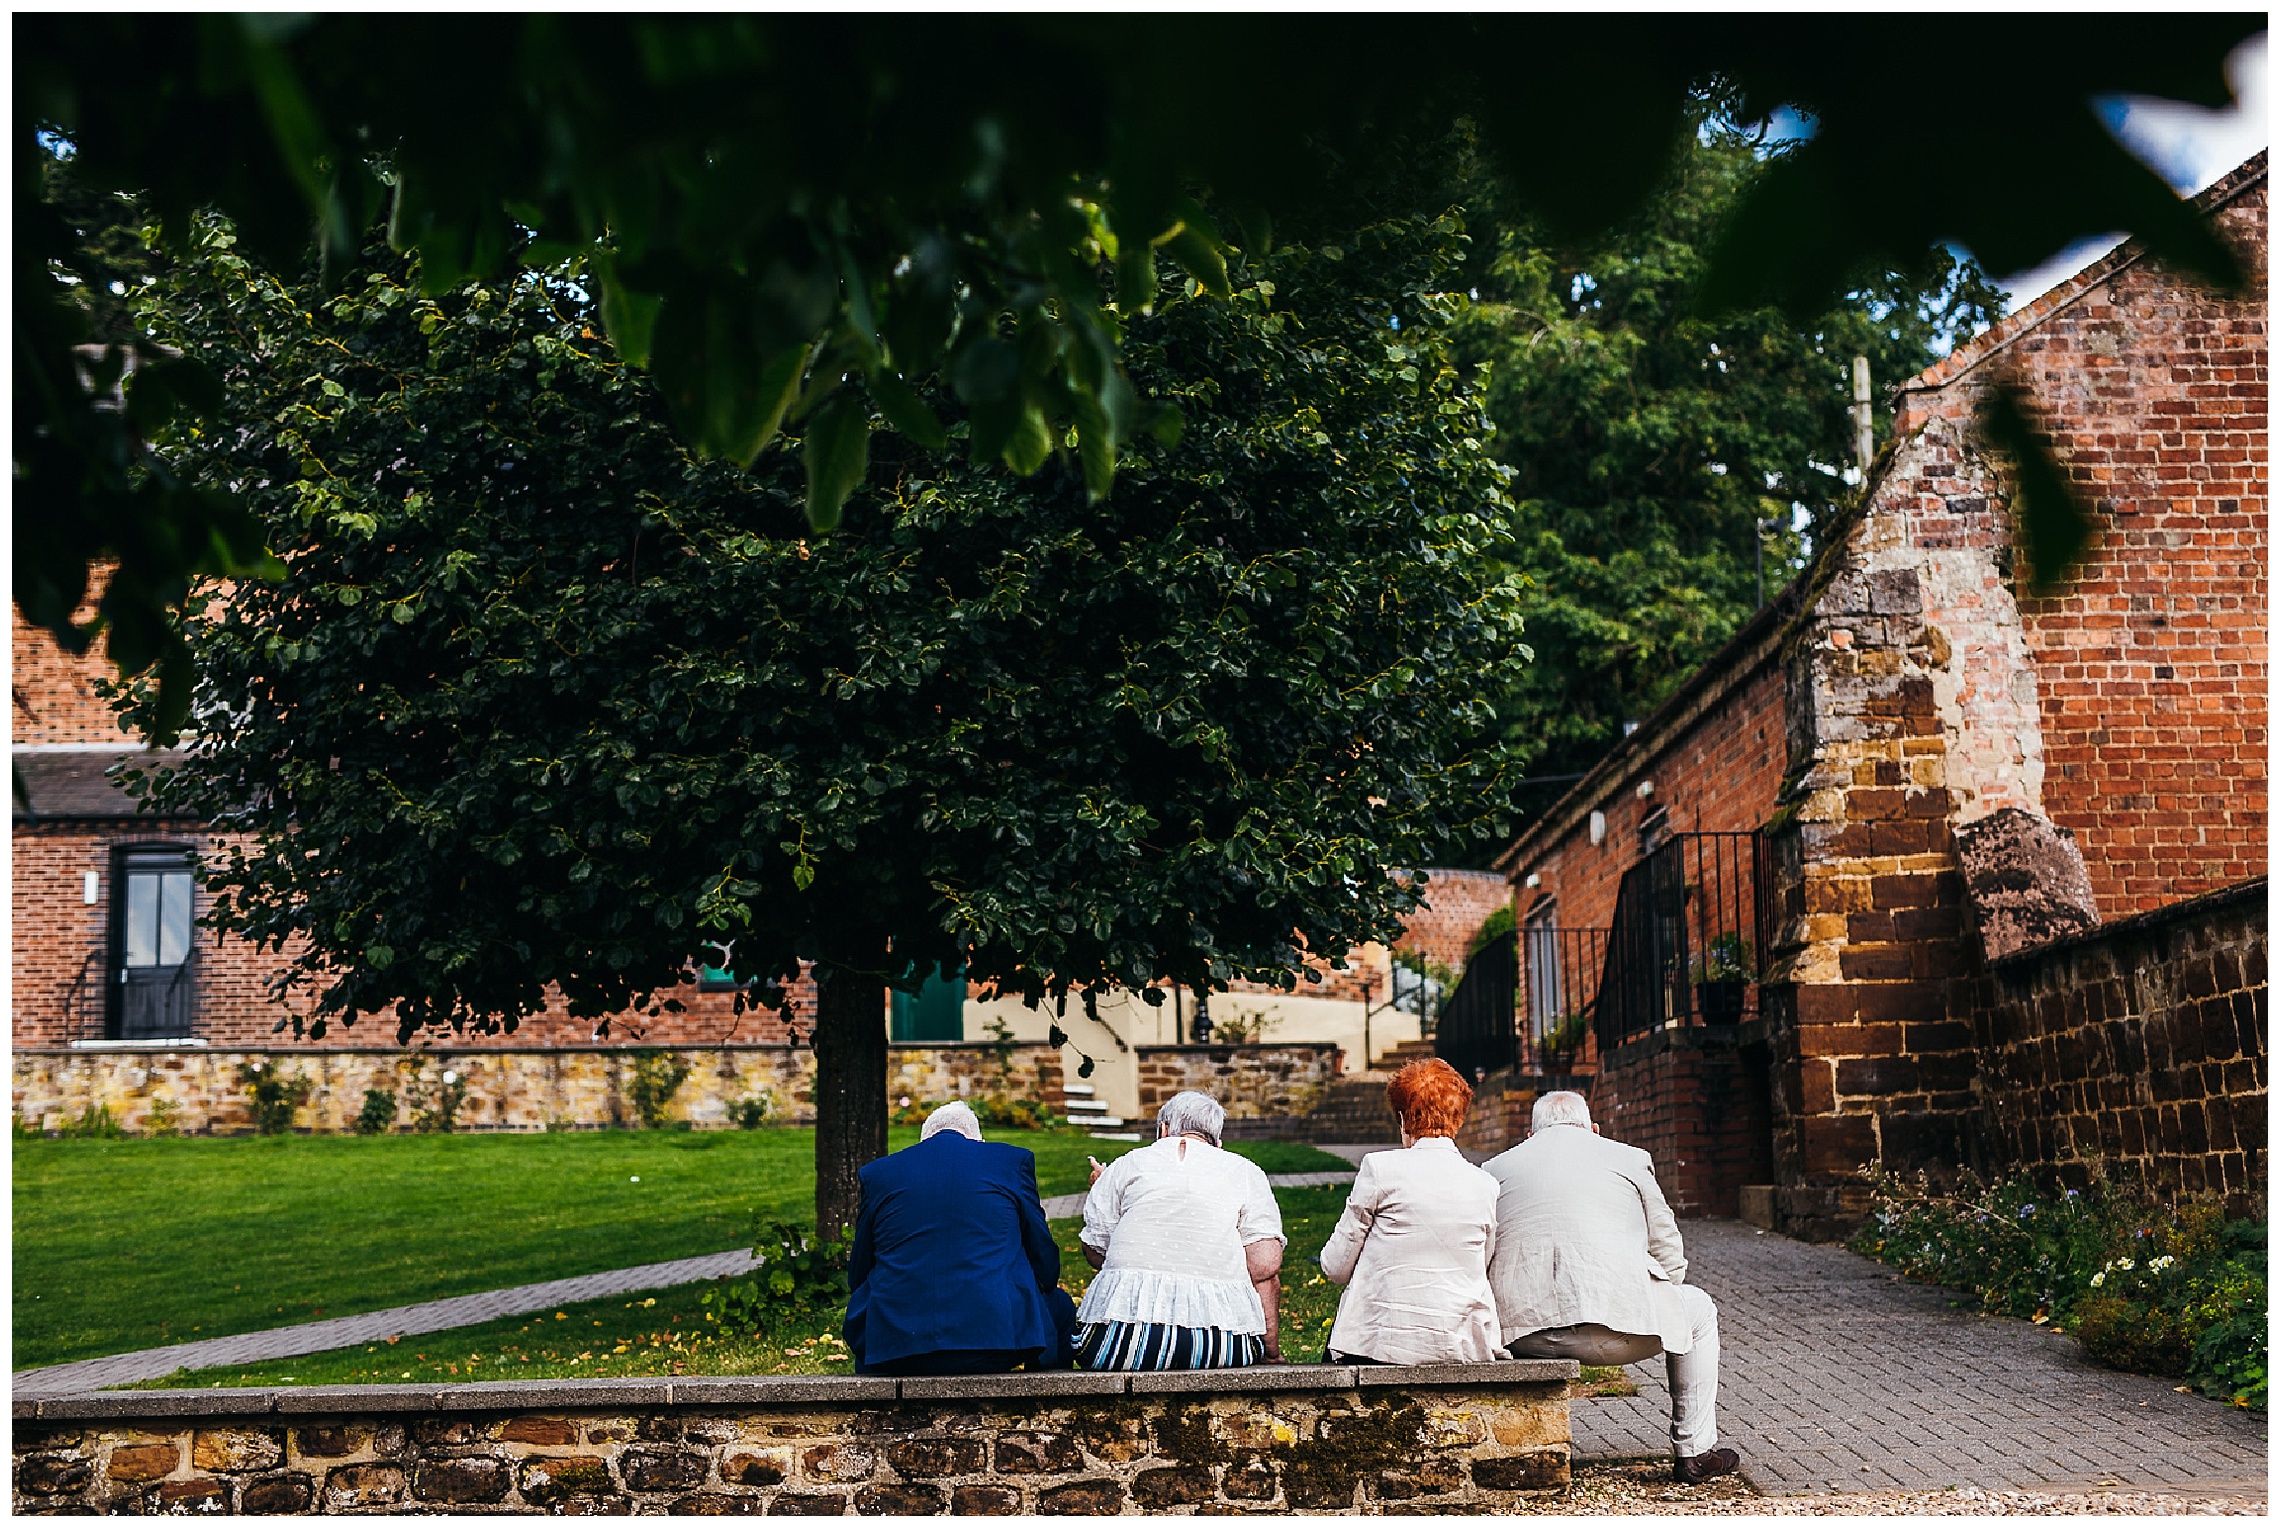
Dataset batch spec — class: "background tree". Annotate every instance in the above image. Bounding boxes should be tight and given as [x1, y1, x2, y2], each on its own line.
[1434, 106, 2008, 859]
[122, 207, 1528, 1233]
[20, 16, 2260, 731]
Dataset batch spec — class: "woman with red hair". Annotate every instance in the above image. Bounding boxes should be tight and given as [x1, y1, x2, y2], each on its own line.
[1318, 1057, 1503, 1364]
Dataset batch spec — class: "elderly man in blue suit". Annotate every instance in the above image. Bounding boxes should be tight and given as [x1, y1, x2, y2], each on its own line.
[843, 1100, 1078, 1375]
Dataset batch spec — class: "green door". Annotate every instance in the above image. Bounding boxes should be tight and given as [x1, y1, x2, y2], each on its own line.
[891, 966, 967, 1042]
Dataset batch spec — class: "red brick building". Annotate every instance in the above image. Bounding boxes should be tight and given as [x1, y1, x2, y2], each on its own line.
[1474, 154, 2268, 1231]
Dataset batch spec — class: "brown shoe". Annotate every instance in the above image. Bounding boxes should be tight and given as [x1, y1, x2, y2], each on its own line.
[1673, 1447, 1740, 1485]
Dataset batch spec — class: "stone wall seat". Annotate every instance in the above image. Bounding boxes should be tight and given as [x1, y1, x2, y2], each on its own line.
[13, 1360, 1579, 1514]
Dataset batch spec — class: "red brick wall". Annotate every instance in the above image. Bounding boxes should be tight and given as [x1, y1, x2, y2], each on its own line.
[1394, 868, 1513, 977]
[1591, 1026, 1775, 1220]
[1900, 172, 2269, 918]
[10, 821, 811, 1049]
[1507, 658, 1786, 944]
[11, 605, 136, 745]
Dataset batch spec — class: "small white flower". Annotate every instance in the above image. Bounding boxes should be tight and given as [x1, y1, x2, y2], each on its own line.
[2090, 1271, 2106, 1288]
[630, 1175, 641, 1183]
[2116, 1258, 2135, 1271]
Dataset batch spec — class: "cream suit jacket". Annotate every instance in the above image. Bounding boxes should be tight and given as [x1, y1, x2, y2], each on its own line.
[1318, 1137, 1505, 1365]
[1481, 1124, 1695, 1353]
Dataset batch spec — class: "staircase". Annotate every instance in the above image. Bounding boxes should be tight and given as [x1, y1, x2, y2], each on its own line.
[1058, 1082, 1141, 1140]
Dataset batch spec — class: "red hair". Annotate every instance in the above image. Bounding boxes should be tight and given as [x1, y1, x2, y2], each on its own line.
[1387, 1058, 1472, 1139]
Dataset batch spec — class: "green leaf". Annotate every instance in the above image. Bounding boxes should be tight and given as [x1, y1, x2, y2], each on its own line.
[1116, 243, 1159, 313]
[598, 276, 664, 370]
[791, 862, 816, 893]
[1003, 404, 1053, 475]
[867, 371, 947, 449]
[1159, 216, 1230, 300]
[1072, 391, 1116, 501]
[1981, 384, 2094, 595]
[802, 390, 872, 532]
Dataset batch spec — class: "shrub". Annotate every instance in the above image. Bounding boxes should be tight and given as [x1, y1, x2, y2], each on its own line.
[627, 1051, 693, 1130]
[1467, 904, 1516, 958]
[1853, 1165, 2266, 1408]
[702, 1219, 852, 1335]
[144, 1096, 183, 1137]
[355, 1088, 398, 1135]
[60, 1103, 126, 1139]
[403, 1062, 467, 1133]
[237, 1062, 313, 1135]
[727, 1094, 775, 1130]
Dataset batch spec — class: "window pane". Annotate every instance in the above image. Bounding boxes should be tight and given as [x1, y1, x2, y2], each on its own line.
[124, 872, 160, 968]
[157, 872, 193, 968]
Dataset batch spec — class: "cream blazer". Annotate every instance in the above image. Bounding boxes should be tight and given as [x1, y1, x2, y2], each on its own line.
[1481, 1124, 1695, 1353]
[1318, 1138, 1505, 1365]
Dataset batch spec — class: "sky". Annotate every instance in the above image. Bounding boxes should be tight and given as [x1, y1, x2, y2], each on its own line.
[1998, 31, 2268, 307]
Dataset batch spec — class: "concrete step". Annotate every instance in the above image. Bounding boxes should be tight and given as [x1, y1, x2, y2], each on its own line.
[1062, 1083, 1096, 1097]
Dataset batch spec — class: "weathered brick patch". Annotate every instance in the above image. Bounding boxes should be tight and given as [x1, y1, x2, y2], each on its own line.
[11, 1364, 1576, 1515]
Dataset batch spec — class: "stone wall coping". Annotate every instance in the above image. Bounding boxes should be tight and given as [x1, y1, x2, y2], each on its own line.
[11, 1040, 1063, 1058]
[1989, 874, 2268, 976]
[1602, 1017, 1770, 1060]
[1133, 1042, 1340, 1055]
[14, 1360, 1577, 1422]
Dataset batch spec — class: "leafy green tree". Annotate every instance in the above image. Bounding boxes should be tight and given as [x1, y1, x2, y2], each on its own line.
[19, 16, 2259, 730]
[1445, 109, 2007, 828]
[122, 210, 1528, 1232]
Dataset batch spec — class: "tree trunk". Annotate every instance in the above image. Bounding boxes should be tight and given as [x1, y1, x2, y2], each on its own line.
[811, 957, 889, 1241]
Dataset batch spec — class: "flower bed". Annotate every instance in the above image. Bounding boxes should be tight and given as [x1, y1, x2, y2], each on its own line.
[1850, 1166, 2266, 1409]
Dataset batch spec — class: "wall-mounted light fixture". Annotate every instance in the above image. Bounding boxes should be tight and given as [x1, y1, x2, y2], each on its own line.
[1635, 779, 1655, 801]
[1523, 872, 1540, 889]
[1588, 811, 1607, 847]
[82, 871, 100, 905]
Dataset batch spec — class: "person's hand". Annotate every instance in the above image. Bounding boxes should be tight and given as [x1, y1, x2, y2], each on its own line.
[1087, 1156, 1107, 1186]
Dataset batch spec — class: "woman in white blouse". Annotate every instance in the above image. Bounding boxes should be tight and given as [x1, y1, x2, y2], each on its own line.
[1075, 1091, 1285, 1369]
[1319, 1058, 1504, 1365]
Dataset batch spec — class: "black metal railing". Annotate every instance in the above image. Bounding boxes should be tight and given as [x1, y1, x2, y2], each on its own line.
[1388, 960, 1444, 1036]
[1594, 831, 1765, 1054]
[1434, 929, 1518, 1082]
[1522, 924, 1607, 1072]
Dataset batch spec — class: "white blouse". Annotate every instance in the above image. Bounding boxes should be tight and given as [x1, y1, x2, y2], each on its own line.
[1076, 1135, 1285, 1334]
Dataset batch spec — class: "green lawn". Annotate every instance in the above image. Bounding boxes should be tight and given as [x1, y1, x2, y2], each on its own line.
[129, 1187, 1360, 1389]
[16, 1128, 1350, 1370]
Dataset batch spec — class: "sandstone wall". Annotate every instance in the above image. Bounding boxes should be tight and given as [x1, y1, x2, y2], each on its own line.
[11, 1043, 1063, 1136]
[1132, 1045, 1337, 1122]
[11, 1367, 1575, 1515]
[1961, 879, 2267, 1209]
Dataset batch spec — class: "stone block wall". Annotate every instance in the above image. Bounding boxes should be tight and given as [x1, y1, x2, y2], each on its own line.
[11, 1043, 1063, 1136]
[1592, 1025, 1776, 1221]
[11, 1366, 1576, 1515]
[1133, 1045, 1337, 1122]
[1961, 879, 2267, 1208]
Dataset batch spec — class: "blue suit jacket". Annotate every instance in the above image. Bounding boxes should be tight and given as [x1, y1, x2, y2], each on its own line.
[842, 1133, 1064, 1366]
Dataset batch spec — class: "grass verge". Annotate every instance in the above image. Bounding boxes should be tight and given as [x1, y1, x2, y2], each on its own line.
[17, 1128, 1350, 1371]
[127, 1186, 1358, 1389]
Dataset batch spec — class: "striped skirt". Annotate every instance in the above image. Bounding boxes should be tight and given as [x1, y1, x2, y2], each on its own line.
[1074, 1320, 1267, 1372]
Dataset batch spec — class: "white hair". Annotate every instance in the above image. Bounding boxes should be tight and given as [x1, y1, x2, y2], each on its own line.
[920, 1100, 983, 1143]
[1155, 1090, 1226, 1146]
[1531, 1090, 1593, 1133]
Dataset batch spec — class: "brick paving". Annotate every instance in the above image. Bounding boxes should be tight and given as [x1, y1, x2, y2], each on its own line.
[1572, 1219, 2268, 1498]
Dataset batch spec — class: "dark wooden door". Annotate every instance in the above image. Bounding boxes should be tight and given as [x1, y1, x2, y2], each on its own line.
[109, 848, 195, 1040]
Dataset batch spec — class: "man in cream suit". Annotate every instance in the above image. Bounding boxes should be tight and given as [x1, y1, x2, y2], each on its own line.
[1483, 1090, 1738, 1484]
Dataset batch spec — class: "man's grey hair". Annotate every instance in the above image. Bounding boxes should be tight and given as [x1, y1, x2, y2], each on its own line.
[1156, 1090, 1226, 1145]
[1531, 1090, 1593, 1133]
[921, 1100, 983, 1143]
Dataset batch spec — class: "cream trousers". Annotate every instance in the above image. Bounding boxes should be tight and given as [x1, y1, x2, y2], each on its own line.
[1505, 1282, 1720, 1458]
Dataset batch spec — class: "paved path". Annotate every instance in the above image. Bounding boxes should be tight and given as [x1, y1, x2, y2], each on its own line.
[1572, 1219, 2268, 1499]
[11, 1248, 764, 1397]
[14, 1171, 1357, 1396]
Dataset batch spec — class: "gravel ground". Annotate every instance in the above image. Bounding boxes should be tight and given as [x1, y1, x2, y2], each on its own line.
[1510, 1460, 2269, 1515]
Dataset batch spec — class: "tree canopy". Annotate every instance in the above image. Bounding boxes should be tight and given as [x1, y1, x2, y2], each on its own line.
[121, 202, 1526, 1023]
[1446, 108, 2011, 809]
[20, 15, 2262, 733]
